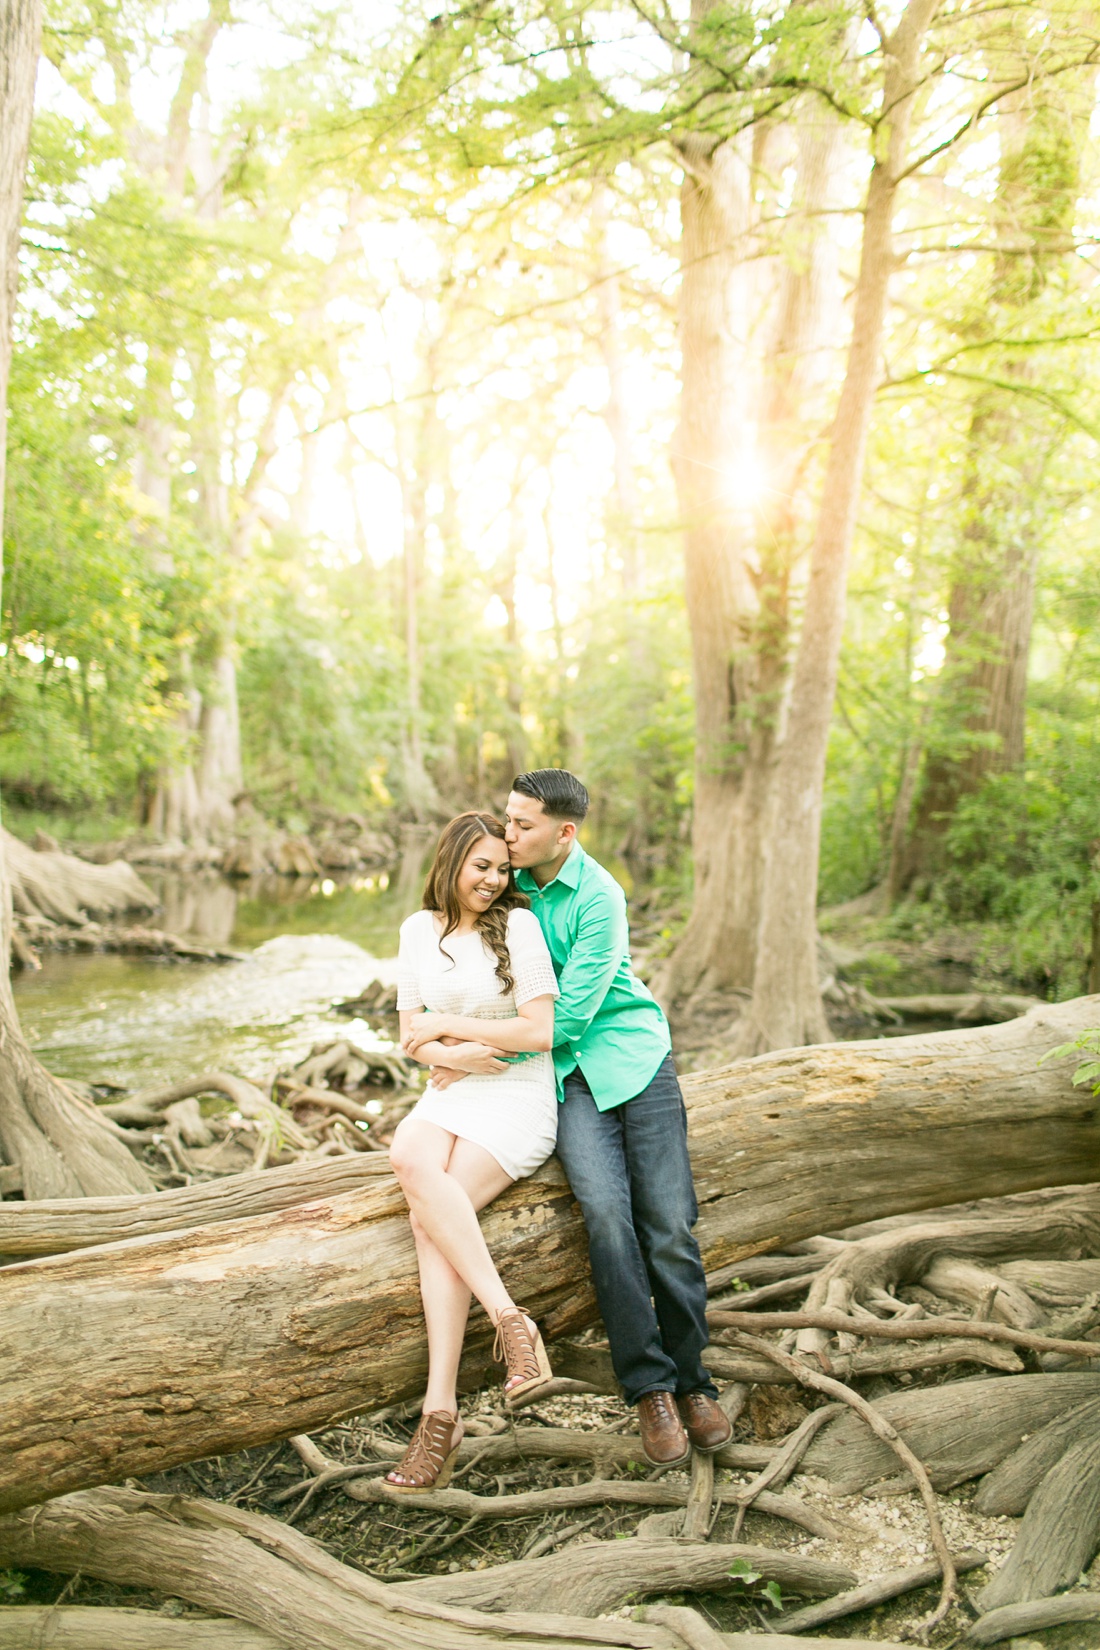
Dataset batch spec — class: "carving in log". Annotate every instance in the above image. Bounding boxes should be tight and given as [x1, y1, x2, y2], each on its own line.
[3, 999, 1100, 1513]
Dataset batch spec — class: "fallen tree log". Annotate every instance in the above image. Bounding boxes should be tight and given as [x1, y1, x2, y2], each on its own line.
[0, 1154, 391, 1256]
[866, 993, 1041, 1024]
[4, 1000, 1100, 1511]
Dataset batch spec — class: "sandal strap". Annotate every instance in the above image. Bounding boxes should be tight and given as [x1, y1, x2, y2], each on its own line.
[388, 1410, 458, 1488]
[493, 1308, 541, 1384]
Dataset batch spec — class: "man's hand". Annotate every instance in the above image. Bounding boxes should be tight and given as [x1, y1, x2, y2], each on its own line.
[448, 1041, 509, 1075]
[404, 1011, 454, 1055]
[427, 1040, 508, 1087]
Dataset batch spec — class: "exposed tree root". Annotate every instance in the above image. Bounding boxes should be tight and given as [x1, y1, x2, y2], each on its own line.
[392, 1537, 856, 1615]
[708, 1305, 1100, 1363]
[976, 1421, 1100, 1610]
[974, 1393, 1100, 1514]
[4, 829, 157, 927]
[0, 1607, 288, 1650]
[793, 1189, 1100, 1359]
[799, 1373, 1100, 1493]
[967, 1593, 1100, 1645]
[0, 1486, 682, 1650]
[774, 1552, 989, 1637]
[346, 1470, 848, 1544]
[706, 1335, 1023, 1384]
[719, 1328, 958, 1637]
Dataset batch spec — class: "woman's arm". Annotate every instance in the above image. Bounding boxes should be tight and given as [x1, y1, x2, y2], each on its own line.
[403, 995, 555, 1058]
[398, 1014, 510, 1074]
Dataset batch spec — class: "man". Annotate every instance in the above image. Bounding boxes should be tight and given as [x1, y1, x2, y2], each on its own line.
[505, 768, 730, 1467]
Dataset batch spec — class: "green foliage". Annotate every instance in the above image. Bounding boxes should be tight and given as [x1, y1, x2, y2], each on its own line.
[927, 717, 1100, 996]
[5, 0, 1100, 1016]
[1, 350, 214, 807]
[237, 538, 403, 818]
[1041, 1028, 1100, 1096]
[727, 1558, 784, 1612]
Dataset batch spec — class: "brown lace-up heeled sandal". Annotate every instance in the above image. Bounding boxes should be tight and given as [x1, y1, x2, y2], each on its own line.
[384, 1410, 463, 1492]
[494, 1306, 553, 1406]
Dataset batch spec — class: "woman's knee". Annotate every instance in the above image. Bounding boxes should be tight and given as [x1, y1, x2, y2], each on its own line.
[389, 1120, 437, 1190]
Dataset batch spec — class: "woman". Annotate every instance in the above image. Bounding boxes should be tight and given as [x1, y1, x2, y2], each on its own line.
[385, 811, 560, 1491]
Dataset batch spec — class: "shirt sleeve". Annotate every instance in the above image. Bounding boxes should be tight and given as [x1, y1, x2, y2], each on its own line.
[395, 915, 425, 1012]
[551, 883, 628, 1048]
[507, 908, 560, 1006]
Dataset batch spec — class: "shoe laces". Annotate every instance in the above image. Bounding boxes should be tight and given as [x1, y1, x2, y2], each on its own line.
[492, 1308, 539, 1380]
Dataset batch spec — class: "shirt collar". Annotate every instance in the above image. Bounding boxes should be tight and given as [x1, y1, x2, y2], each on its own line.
[516, 841, 585, 895]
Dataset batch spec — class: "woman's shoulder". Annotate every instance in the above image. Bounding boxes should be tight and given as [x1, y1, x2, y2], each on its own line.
[506, 906, 546, 940]
[399, 908, 436, 941]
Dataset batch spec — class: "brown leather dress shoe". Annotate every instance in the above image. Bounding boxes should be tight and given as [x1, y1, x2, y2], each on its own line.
[676, 1390, 734, 1453]
[636, 1390, 691, 1467]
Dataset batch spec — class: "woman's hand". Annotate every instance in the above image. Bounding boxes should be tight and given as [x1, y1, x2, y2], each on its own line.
[428, 1066, 467, 1091]
[404, 1011, 454, 1055]
[443, 1041, 510, 1075]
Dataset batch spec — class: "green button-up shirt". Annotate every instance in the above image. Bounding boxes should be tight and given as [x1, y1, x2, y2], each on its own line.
[515, 843, 671, 1111]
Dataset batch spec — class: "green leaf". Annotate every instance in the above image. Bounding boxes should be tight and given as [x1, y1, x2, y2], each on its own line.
[728, 1559, 762, 1584]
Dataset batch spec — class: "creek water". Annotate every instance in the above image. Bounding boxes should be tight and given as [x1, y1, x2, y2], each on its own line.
[11, 848, 977, 1092]
[12, 863, 423, 1091]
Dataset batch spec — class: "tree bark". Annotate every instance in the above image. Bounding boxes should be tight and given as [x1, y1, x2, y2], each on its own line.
[0, 1487, 680, 1650]
[736, 0, 940, 1053]
[905, 81, 1091, 879]
[2, 997, 1100, 1511]
[668, 100, 841, 1001]
[0, 0, 153, 1199]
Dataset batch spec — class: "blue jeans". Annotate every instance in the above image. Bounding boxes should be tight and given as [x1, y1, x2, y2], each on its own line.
[556, 1055, 716, 1406]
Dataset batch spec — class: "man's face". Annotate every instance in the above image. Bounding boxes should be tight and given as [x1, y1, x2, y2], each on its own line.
[505, 790, 574, 869]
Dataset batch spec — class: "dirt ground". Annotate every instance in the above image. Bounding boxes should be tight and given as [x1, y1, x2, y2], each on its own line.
[5, 1379, 1099, 1647]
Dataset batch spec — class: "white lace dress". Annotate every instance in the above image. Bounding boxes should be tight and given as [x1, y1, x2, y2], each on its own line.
[396, 906, 560, 1180]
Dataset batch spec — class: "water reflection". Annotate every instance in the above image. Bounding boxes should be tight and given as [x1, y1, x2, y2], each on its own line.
[13, 833, 438, 1091]
[154, 872, 240, 946]
[14, 936, 400, 1091]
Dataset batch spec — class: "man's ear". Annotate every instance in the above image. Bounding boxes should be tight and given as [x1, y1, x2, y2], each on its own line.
[558, 820, 578, 846]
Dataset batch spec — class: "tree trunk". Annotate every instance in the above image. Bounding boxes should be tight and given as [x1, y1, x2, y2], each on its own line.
[2, 996, 1099, 1513]
[735, 0, 939, 1054]
[667, 127, 777, 998]
[905, 84, 1090, 881]
[667, 95, 842, 1003]
[0, 0, 154, 1200]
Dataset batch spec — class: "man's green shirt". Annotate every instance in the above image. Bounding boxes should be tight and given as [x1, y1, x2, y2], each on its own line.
[515, 843, 671, 1110]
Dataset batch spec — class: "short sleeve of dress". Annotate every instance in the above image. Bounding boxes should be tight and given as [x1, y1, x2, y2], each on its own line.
[507, 908, 560, 1006]
[396, 913, 425, 1011]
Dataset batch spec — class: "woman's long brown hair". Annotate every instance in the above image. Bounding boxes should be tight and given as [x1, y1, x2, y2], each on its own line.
[421, 812, 529, 994]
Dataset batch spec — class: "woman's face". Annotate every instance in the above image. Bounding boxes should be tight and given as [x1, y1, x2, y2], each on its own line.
[456, 835, 512, 918]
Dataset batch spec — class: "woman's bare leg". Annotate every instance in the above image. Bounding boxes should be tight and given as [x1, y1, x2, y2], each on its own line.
[390, 1121, 516, 1420]
[414, 1139, 515, 1413]
[390, 1117, 515, 1322]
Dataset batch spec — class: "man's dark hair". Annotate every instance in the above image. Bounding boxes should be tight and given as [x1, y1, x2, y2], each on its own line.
[512, 768, 590, 824]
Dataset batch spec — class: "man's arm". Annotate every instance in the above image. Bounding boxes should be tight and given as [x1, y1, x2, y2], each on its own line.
[551, 886, 628, 1049]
